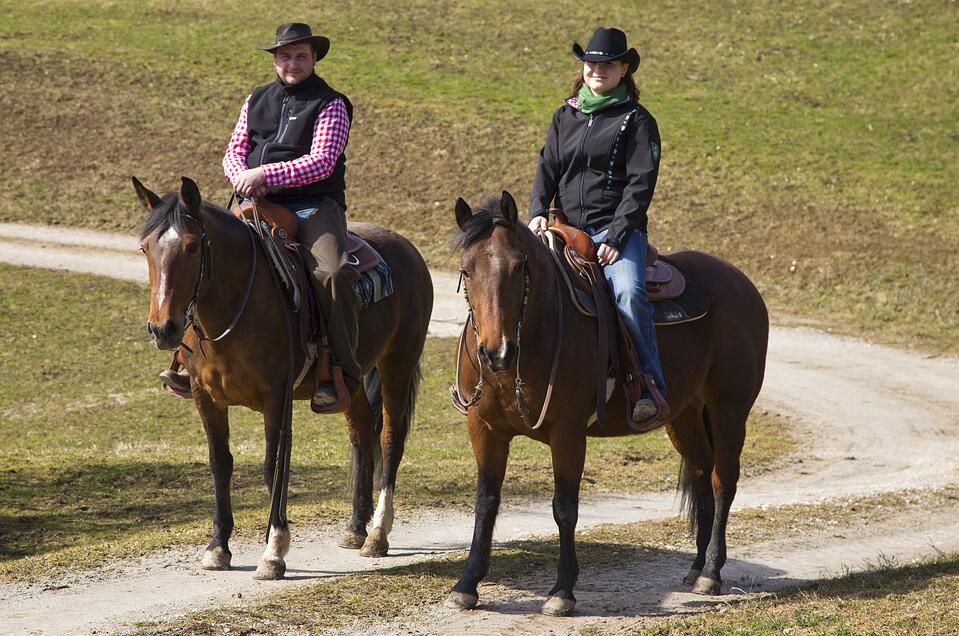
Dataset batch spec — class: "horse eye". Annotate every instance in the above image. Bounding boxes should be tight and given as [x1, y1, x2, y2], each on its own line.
[186, 242, 199, 255]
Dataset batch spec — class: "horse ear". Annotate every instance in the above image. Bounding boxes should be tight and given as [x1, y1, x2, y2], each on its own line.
[131, 176, 161, 212]
[455, 197, 473, 230]
[179, 176, 202, 215]
[499, 191, 518, 225]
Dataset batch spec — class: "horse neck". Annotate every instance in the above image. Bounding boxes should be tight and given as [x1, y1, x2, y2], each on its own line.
[519, 229, 561, 350]
[193, 205, 257, 329]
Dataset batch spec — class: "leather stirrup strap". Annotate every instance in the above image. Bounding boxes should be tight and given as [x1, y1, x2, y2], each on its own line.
[587, 262, 609, 429]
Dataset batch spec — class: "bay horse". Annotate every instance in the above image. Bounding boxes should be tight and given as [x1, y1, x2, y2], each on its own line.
[445, 193, 768, 615]
[132, 177, 432, 579]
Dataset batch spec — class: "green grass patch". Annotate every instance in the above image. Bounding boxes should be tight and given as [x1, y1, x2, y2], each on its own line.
[0, 0, 958, 351]
[125, 489, 959, 635]
[0, 263, 791, 581]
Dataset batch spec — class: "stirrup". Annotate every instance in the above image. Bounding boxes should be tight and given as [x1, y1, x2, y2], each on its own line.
[310, 366, 351, 414]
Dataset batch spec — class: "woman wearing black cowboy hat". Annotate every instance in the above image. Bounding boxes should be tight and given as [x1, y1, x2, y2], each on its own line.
[529, 27, 666, 424]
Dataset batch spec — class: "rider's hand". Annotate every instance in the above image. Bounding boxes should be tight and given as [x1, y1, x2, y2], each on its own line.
[597, 243, 621, 266]
[528, 216, 549, 234]
[232, 167, 267, 198]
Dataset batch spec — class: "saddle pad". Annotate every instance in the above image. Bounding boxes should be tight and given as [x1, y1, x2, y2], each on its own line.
[352, 258, 393, 307]
[653, 258, 708, 326]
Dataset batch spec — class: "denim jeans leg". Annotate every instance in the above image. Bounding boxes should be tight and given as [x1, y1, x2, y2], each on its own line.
[590, 230, 667, 395]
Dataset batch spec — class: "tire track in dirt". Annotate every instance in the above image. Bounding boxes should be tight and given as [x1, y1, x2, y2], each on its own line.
[2, 223, 958, 635]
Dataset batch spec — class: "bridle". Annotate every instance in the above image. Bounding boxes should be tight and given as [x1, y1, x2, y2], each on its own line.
[165, 207, 258, 352]
[450, 238, 564, 430]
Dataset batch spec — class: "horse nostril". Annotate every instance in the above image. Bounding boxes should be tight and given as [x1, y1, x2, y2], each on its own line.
[502, 341, 517, 368]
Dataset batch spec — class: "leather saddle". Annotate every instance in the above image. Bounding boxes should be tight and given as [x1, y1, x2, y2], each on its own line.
[233, 198, 380, 273]
[230, 197, 380, 414]
[543, 212, 671, 432]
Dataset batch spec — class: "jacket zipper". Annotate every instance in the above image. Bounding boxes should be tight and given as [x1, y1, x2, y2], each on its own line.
[578, 115, 594, 221]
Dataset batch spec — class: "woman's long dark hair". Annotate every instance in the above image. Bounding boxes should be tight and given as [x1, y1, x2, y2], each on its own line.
[568, 69, 639, 101]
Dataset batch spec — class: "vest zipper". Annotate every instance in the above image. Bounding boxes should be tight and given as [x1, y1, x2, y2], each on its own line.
[258, 94, 290, 165]
[578, 115, 594, 221]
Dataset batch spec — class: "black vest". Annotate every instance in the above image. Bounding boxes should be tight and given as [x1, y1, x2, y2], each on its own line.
[246, 74, 353, 206]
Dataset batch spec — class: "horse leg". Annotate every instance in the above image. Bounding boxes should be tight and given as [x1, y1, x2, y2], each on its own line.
[254, 393, 291, 580]
[541, 430, 587, 616]
[338, 380, 376, 550]
[445, 415, 510, 610]
[360, 357, 419, 558]
[692, 401, 747, 595]
[665, 404, 715, 585]
[195, 389, 234, 571]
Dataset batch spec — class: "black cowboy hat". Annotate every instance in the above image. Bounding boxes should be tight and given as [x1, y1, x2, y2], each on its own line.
[571, 27, 640, 73]
[259, 23, 331, 61]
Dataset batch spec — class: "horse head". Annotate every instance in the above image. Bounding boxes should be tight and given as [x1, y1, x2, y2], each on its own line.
[453, 191, 530, 373]
[133, 176, 207, 350]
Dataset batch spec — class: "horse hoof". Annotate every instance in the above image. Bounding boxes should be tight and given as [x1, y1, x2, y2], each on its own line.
[682, 568, 702, 585]
[444, 591, 478, 610]
[542, 595, 576, 616]
[253, 557, 286, 580]
[200, 546, 232, 570]
[337, 530, 368, 550]
[691, 576, 722, 595]
[359, 528, 389, 558]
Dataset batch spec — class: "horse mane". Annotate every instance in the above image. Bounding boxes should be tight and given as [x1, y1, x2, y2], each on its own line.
[139, 193, 237, 240]
[451, 196, 516, 251]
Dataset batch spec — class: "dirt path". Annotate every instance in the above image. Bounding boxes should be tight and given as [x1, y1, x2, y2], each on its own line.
[2, 222, 958, 635]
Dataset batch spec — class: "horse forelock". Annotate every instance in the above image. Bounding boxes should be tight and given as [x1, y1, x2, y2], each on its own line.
[451, 197, 522, 253]
[139, 194, 236, 241]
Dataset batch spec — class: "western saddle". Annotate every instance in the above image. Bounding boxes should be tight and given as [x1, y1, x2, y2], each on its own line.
[543, 209, 676, 432]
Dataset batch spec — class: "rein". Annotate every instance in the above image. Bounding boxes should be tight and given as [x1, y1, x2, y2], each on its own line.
[450, 237, 564, 430]
[183, 215, 258, 347]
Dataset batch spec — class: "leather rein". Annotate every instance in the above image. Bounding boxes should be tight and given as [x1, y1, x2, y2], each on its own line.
[450, 234, 564, 430]
[179, 211, 258, 351]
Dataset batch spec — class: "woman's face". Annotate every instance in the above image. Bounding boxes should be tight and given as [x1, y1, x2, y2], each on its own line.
[583, 60, 628, 95]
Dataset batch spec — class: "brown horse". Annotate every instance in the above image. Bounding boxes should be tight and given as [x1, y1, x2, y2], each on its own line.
[445, 193, 768, 615]
[132, 177, 432, 578]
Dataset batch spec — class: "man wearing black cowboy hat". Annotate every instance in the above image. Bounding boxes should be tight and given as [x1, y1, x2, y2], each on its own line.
[158, 24, 358, 406]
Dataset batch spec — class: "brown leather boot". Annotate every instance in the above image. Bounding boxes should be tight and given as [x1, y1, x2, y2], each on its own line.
[632, 398, 658, 422]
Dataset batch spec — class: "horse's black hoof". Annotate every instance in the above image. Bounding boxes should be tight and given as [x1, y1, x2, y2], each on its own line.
[337, 530, 367, 550]
[444, 591, 478, 610]
[691, 576, 722, 595]
[542, 595, 576, 616]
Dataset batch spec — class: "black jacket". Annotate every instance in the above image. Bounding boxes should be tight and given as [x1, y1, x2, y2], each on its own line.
[247, 74, 353, 206]
[530, 99, 660, 248]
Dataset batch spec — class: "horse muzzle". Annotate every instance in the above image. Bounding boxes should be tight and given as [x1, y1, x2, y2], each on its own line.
[147, 319, 184, 350]
[479, 340, 517, 373]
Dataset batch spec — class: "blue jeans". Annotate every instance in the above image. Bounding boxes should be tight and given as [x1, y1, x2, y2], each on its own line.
[590, 229, 667, 395]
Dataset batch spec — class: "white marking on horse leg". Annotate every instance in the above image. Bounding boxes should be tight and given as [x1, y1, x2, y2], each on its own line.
[371, 486, 394, 536]
[254, 525, 290, 580]
[264, 524, 291, 559]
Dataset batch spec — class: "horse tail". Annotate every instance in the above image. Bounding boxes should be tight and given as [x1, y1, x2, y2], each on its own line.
[677, 458, 699, 536]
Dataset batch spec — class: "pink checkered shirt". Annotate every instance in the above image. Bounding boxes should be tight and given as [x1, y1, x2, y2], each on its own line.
[222, 96, 350, 188]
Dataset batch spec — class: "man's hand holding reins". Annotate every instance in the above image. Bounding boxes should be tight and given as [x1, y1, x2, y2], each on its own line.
[232, 167, 268, 198]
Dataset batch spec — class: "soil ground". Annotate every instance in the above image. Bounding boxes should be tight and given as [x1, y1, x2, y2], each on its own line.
[1, 224, 958, 635]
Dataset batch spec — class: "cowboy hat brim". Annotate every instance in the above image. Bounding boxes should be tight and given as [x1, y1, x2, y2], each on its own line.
[571, 42, 640, 73]
[260, 35, 331, 61]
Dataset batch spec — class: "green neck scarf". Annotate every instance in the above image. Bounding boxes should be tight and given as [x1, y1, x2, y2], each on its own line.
[577, 83, 630, 114]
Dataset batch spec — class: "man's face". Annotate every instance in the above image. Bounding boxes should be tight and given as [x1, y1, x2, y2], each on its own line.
[273, 42, 316, 85]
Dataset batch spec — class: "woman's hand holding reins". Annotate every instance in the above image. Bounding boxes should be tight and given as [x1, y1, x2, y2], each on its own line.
[528, 216, 549, 234]
[597, 243, 620, 266]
